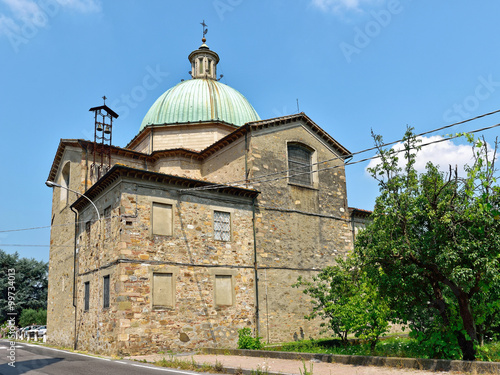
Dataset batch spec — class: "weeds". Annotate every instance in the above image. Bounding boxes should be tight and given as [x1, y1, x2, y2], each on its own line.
[154, 355, 226, 373]
[299, 360, 313, 375]
[250, 365, 269, 375]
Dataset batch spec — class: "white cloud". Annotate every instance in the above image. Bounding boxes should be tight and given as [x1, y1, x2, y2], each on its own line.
[311, 0, 382, 14]
[54, 0, 101, 13]
[2, 0, 41, 20]
[365, 135, 484, 177]
[0, 0, 101, 37]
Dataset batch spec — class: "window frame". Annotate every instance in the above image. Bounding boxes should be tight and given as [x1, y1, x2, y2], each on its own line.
[150, 200, 174, 237]
[103, 274, 110, 309]
[210, 268, 237, 307]
[287, 143, 315, 187]
[150, 267, 178, 310]
[84, 281, 90, 312]
[213, 210, 231, 242]
[60, 162, 71, 204]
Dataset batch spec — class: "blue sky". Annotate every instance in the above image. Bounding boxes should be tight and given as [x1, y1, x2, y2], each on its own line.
[1, 0, 500, 262]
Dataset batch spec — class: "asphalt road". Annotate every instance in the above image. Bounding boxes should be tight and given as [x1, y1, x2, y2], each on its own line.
[0, 340, 202, 375]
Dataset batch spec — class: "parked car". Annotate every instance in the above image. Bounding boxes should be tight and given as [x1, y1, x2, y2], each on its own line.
[37, 326, 47, 336]
[20, 326, 33, 337]
[23, 325, 40, 339]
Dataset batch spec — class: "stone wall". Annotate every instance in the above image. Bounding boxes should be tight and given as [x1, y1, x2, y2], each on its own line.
[248, 122, 353, 343]
[72, 178, 257, 355]
[47, 146, 84, 349]
[48, 118, 356, 354]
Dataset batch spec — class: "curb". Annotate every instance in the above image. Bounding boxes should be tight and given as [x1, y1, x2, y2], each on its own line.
[201, 348, 500, 373]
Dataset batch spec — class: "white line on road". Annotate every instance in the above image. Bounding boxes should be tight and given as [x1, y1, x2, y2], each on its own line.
[0, 346, 24, 349]
[131, 363, 198, 374]
[12, 342, 200, 374]
[23, 343, 113, 362]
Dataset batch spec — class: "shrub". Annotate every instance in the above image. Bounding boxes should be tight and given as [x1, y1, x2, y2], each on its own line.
[237, 328, 263, 350]
[19, 309, 46, 327]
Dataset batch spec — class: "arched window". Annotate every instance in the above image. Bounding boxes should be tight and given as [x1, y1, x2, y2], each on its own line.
[60, 162, 70, 203]
[287, 144, 313, 186]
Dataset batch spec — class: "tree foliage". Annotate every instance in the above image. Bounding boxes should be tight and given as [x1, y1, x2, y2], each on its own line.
[19, 309, 47, 327]
[294, 254, 390, 348]
[0, 250, 48, 325]
[356, 129, 500, 360]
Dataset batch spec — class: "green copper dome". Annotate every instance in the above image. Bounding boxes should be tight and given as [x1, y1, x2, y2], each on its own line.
[139, 78, 260, 132]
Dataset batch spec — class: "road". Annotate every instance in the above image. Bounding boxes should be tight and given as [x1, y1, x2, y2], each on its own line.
[0, 340, 201, 375]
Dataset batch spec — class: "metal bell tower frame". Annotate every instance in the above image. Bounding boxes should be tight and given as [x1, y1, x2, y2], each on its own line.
[89, 96, 119, 183]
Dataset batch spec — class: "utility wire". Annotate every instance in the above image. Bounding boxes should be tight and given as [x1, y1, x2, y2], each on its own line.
[181, 110, 500, 192]
[0, 225, 52, 233]
[184, 121, 500, 191]
[253, 121, 500, 186]
[0, 214, 123, 234]
[3, 111, 500, 234]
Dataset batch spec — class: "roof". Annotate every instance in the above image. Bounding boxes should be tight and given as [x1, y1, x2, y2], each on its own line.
[200, 112, 351, 158]
[348, 207, 373, 218]
[70, 165, 259, 212]
[139, 79, 260, 132]
[47, 113, 351, 183]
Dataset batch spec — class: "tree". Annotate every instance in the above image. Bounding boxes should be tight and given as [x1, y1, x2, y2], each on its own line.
[0, 250, 48, 325]
[356, 129, 500, 360]
[294, 254, 390, 348]
[19, 309, 47, 327]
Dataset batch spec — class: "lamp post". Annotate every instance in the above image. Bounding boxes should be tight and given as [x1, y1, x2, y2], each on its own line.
[45, 181, 100, 221]
[45, 180, 103, 345]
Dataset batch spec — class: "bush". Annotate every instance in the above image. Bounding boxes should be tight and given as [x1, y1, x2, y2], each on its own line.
[19, 309, 46, 327]
[237, 328, 262, 350]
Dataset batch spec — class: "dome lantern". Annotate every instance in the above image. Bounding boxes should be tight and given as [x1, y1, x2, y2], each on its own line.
[188, 38, 219, 80]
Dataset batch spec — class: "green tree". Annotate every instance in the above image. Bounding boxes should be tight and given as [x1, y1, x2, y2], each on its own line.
[356, 129, 500, 360]
[0, 250, 48, 325]
[19, 309, 47, 327]
[294, 254, 390, 348]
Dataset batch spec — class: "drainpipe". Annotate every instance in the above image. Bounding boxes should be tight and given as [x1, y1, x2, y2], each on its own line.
[252, 196, 260, 337]
[70, 206, 79, 350]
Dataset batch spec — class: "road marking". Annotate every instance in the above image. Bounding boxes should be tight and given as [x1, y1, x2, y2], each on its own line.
[23, 343, 113, 362]
[0, 346, 24, 349]
[131, 363, 198, 373]
[7, 341, 199, 374]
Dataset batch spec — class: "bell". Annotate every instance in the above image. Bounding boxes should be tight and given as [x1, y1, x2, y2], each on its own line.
[104, 125, 111, 134]
[96, 122, 103, 132]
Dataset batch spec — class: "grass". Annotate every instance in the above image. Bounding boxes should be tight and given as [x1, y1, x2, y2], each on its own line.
[154, 355, 228, 373]
[264, 336, 500, 362]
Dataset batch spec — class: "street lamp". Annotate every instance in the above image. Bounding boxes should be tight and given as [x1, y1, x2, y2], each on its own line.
[45, 181, 100, 221]
[45, 180, 103, 344]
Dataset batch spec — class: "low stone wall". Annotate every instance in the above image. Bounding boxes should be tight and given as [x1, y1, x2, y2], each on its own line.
[201, 348, 500, 374]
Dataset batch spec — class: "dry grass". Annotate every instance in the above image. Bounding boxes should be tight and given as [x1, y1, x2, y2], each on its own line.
[153, 355, 227, 373]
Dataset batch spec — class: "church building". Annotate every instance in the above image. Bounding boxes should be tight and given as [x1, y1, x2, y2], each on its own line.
[46, 33, 358, 355]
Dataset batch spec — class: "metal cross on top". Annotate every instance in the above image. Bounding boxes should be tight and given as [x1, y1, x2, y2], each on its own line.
[102, 95, 107, 105]
[200, 20, 208, 38]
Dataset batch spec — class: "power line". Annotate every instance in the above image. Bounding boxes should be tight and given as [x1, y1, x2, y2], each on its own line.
[4, 111, 499, 234]
[184, 121, 500, 191]
[181, 109, 500, 192]
[254, 121, 500, 186]
[0, 214, 121, 234]
[0, 225, 52, 233]
[0, 244, 50, 248]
